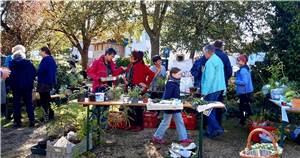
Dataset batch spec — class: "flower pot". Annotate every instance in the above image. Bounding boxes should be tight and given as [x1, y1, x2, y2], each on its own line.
[77, 94, 85, 102]
[292, 98, 300, 108]
[131, 98, 139, 103]
[88, 93, 95, 102]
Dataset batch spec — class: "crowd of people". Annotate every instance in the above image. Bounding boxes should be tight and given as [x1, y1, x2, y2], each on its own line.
[1, 40, 254, 146]
[1, 45, 57, 127]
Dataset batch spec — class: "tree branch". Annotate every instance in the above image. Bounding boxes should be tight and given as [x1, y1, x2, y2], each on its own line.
[140, 0, 154, 37]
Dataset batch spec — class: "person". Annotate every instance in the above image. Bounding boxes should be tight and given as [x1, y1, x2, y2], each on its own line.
[125, 50, 155, 132]
[150, 55, 166, 92]
[37, 47, 57, 121]
[87, 48, 125, 92]
[0, 66, 10, 118]
[152, 67, 193, 145]
[191, 56, 206, 89]
[8, 47, 36, 127]
[231, 55, 253, 126]
[213, 40, 232, 125]
[201, 44, 226, 138]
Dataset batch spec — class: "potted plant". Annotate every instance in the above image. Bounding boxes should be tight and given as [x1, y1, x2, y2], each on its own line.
[156, 77, 166, 91]
[128, 86, 142, 103]
[77, 87, 87, 102]
[106, 86, 124, 101]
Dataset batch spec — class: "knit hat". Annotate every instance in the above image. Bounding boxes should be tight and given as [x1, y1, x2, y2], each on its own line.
[237, 55, 248, 63]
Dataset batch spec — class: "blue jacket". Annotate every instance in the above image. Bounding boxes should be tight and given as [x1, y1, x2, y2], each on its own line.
[215, 49, 232, 87]
[201, 54, 226, 95]
[163, 79, 181, 114]
[235, 66, 253, 94]
[4, 55, 13, 67]
[191, 56, 206, 88]
[9, 58, 36, 91]
[38, 56, 57, 85]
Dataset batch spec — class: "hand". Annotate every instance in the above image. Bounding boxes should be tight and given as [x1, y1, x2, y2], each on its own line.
[230, 79, 235, 84]
[139, 83, 147, 88]
[121, 66, 127, 71]
[1, 68, 11, 79]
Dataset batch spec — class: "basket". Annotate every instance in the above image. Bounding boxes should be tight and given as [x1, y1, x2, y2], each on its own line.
[240, 128, 279, 158]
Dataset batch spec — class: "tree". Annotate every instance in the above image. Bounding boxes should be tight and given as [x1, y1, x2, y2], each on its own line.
[267, 1, 300, 82]
[1, 1, 45, 54]
[161, 1, 271, 59]
[44, 1, 133, 70]
[140, 0, 170, 57]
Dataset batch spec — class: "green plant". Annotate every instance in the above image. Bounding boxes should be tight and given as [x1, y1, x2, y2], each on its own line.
[116, 57, 130, 68]
[127, 86, 142, 99]
[156, 77, 166, 91]
[106, 86, 124, 101]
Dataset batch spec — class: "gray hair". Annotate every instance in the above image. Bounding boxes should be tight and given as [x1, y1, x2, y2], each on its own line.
[203, 44, 215, 53]
[12, 45, 26, 54]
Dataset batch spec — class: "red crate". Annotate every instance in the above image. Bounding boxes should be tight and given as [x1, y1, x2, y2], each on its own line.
[143, 111, 159, 128]
[169, 113, 197, 130]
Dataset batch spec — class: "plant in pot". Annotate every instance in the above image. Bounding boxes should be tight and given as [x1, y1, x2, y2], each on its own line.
[128, 86, 142, 103]
[106, 85, 124, 101]
[77, 87, 87, 102]
[156, 77, 166, 91]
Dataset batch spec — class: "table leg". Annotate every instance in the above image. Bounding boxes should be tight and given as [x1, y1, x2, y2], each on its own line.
[86, 105, 90, 151]
[198, 112, 203, 158]
[279, 121, 287, 147]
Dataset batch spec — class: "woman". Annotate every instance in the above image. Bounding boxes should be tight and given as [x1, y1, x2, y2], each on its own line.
[231, 55, 253, 126]
[8, 46, 36, 127]
[125, 50, 155, 132]
[37, 47, 57, 121]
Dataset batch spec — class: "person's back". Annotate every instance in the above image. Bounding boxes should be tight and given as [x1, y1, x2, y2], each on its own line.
[201, 54, 226, 95]
[191, 56, 206, 88]
[215, 49, 232, 86]
[9, 57, 36, 91]
[235, 66, 253, 94]
[38, 55, 57, 85]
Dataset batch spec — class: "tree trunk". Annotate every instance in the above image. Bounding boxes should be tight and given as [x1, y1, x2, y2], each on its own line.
[189, 49, 196, 60]
[80, 49, 88, 71]
[150, 36, 160, 58]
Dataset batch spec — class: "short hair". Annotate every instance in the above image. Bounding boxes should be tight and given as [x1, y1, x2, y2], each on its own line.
[105, 48, 117, 55]
[152, 55, 161, 63]
[203, 44, 215, 53]
[214, 40, 224, 49]
[131, 50, 144, 62]
[170, 67, 181, 75]
[40, 47, 51, 55]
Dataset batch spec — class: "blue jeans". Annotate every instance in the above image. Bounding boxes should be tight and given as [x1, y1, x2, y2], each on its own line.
[154, 112, 188, 141]
[204, 91, 224, 137]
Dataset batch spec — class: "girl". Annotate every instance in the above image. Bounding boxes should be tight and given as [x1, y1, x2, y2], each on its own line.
[152, 67, 193, 145]
[231, 55, 254, 126]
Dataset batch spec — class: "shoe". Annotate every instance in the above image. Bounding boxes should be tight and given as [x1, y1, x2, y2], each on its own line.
[29, 121, 35, 127]
[13, 122, 22, 128]
[179, 138, 193, 145]
[151, 136, 167, 144]
[130, 126, 143, 132]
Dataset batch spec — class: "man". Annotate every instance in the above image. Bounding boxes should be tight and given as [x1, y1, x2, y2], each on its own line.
[87, 48, 126, 92]
[8, 46, 36, 127]
[213, 40, 232, 125]
[191, 56, 206, 89]
[201, 44, 226, 138]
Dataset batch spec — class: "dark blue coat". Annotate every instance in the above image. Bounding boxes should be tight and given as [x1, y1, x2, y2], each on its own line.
[9, 58, 36, 91]
[191, 49, 232, 88]
[163, 80, 181, 114]
[38, 56, 57, 85]
[191, 56, 206, 88]
[215, 49, 232, 87]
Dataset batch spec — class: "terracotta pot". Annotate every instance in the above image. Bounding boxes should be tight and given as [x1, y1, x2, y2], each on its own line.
[292, 98, 300, 108]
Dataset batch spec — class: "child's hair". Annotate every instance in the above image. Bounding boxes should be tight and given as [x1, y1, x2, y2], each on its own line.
[168, 67, 181, 79]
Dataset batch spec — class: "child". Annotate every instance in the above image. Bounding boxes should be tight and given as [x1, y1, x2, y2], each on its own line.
[152, 67, 193, 145]
[231, 55, 254, 126]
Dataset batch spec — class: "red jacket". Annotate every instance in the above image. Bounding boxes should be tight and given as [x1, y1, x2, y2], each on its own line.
[125, 61, 155, 89]
[87, 55, 123, 92]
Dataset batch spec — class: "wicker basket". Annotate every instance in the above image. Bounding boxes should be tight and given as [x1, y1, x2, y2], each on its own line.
[240, 128, 279, 158]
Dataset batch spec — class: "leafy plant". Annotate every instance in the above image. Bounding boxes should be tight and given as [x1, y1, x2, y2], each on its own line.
[156, 77, 166, 91]
[106, 86, 124, 101]
[127, 86, 142, 99]
[116, 57, 130, 68]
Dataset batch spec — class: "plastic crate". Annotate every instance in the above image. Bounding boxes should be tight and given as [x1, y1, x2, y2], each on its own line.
[143, 111, 159, 128]
[46, 133, 92, 158]
[169, 113, 197, 130]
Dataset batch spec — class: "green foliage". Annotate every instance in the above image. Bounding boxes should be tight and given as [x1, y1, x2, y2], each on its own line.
[127, 86, 142, 99]
[106, 86, 124, 101]
[267, 1, 300, 82]
[115, 57, 130, 68]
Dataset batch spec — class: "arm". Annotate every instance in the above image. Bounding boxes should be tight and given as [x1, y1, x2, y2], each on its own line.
[86, 60, 100, 81]
[235, 68, 249, 86]
[145, 66, 155, 86]
[111, 62, 124, 76]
